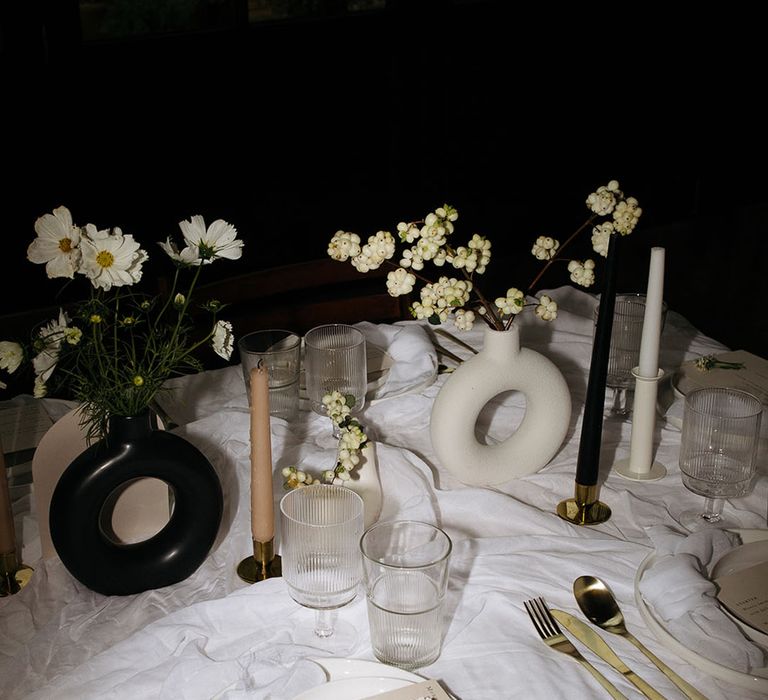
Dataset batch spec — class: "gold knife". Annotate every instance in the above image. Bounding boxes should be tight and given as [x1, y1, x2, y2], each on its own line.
[551, 610, 668, 700]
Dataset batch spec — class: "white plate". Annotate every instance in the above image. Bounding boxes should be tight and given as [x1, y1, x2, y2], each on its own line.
[634, 530, 768, 693]
[310, 657, 423, 683]
[292, 658, 423, 700]
[293, 676, 415, 700]
[712, 540, 768, 646]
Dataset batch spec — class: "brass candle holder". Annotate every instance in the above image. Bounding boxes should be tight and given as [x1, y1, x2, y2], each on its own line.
[557, 483, 611, 526]
[0, 551, 33, 597]
[237, 538, 282, 583]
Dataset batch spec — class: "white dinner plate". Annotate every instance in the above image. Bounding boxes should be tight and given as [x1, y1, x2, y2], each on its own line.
[711, 540, 768, 646]
[292, 658, 423, 700]
[293, 675, 415, 699]
[634, 529, 768, 693]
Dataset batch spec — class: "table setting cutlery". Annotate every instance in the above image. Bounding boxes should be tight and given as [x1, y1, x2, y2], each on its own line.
[550, 609, 667, 700]
[524, 597, 629, 699]
[574, 575, 709, 700]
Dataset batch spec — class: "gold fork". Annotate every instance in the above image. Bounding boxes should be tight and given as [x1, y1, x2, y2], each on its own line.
[525, 598, 628, 700]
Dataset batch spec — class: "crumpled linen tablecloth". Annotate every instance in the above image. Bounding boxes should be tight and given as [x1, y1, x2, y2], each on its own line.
[1, 286, 766, 700]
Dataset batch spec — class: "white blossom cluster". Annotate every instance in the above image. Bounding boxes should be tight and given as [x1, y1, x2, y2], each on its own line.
[535, 294, 558, 321]
[326, 181, 640, 332]
[531, 236, 559, 261]
[321, 390, 351, 424]
[567, 259, 596, 287]
[283, 392, 369, 490]
[495, 287, 525, 316]
[584, 180, 642, 252]
[446, 234, 492, 274]
[411, 276, 473, 324]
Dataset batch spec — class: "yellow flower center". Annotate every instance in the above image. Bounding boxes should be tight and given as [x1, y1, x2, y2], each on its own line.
[59, 237, 72, 253]
[96, 250, 115, 268]
[133, 375, 144, 386]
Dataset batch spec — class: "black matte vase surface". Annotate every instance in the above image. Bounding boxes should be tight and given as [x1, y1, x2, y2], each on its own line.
[50, 412, 223, 596]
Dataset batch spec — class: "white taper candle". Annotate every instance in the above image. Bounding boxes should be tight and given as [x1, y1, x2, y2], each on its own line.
[638, 247, 665, 378]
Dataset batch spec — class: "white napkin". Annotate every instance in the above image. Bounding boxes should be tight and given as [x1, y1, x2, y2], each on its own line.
[355, 321, 438, 402]
[639, 525, 767, 672]
[155, 365, 248, 426]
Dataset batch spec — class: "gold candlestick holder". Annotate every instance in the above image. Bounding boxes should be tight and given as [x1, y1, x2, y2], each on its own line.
[237, 538, 282, 583]
[0, 551, 33, 597]
[557, 483, 611, 525]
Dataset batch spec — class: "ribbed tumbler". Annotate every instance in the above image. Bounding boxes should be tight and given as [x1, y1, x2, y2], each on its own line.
[304, 324, 367, 418]
[360, 520, 452, 670]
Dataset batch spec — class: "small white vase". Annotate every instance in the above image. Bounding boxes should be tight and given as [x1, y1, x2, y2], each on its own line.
[430, 325, 571, 485]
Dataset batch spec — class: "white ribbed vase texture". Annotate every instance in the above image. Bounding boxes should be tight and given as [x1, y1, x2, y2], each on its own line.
[430, 325, 571, 485]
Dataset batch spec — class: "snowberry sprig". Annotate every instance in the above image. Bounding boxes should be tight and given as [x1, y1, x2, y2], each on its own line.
[282, 391, 369, 489]
[328, 180, 642, 333]
[694, 355, 746, 373]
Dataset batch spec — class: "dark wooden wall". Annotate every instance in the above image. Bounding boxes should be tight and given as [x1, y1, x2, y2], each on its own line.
[3, 1, 766, 357]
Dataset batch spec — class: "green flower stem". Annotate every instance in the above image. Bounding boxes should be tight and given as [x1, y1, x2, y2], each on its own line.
[153, 267, 181, 331]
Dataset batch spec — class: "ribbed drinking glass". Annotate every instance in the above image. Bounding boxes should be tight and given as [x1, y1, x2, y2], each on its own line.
[280, 484, 364, 638]
[304, 324, 367, 423]
[679, 387, 762, 530]
[360, 520, 452, 670]
[594, 293, 667, 416]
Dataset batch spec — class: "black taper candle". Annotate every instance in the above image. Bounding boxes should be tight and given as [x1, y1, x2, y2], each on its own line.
[575, 232, 620, 485]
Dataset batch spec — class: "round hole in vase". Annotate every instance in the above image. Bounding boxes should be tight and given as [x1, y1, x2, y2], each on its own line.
[50, 412, 222, 596]
[98, 477, 175, 546]
[430, 325, 571, 485]
[474, 391, 526, 446]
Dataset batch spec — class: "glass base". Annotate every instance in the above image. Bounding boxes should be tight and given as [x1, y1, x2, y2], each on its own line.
[606, 386, 633, 418]
[679, 508, 743, 532]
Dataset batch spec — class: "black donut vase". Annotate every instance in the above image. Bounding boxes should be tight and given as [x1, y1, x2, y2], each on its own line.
[50, 412, 222, 596]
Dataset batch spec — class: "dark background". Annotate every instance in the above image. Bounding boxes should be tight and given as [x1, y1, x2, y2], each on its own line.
[2, 1, 766, 357]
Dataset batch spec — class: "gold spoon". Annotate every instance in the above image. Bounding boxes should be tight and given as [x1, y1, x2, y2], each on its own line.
[573, 576, 709, 700]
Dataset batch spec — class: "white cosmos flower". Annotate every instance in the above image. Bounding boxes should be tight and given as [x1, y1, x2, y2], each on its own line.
[158, 237, 202, 265]
[211, 320, 234, 360]
[0, 341, 24, 373]
[80, 225, 148, 290]
[27, 206, 82, 279]
[32, 309, 70, 382]
[178, 216, 243, 265]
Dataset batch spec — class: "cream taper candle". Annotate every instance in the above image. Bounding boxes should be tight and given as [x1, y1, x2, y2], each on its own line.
[638, 247, 665, 378]
[250, 364, 274, 542]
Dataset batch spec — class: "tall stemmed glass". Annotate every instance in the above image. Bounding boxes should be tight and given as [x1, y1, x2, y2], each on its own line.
[596, 294, 667, 417]
[305, 324, 367, 432]
[679, 387, 762, 530]
[280, 484, 364, 638]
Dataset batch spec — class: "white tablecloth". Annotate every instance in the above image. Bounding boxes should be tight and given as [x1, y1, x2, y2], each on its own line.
[2, 286, 767, 700]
